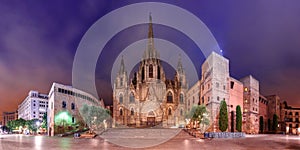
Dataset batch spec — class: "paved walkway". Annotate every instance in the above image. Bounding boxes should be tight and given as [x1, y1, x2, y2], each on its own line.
[1, 129, 300, 150]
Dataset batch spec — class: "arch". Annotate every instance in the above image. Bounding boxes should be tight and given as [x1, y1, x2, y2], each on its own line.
[71, 103, 75, 110]
[129, 92, 135, 103]
[180, 93, 184, 104]
[148, 111, 155, 117]
[168, 107, 172, 115]
[130, 108, 134, 116]
[62, 101, 66, 108]
[167, 91, 173, 103]
[149, 64, 153, 78]
[119, 108, 123, 116]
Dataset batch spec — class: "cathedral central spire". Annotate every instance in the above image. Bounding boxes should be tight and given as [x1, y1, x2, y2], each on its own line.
[144, 13, 158, 59]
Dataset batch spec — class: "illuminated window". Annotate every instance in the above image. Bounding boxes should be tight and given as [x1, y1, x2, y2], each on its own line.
[244, 87, 248, 92]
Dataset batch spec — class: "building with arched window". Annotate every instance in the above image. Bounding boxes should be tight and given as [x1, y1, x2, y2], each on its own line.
[47, 83, 105, 136]
[113, 15, 188, 128]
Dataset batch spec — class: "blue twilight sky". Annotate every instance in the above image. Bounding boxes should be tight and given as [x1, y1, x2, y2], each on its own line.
[1, 0, 300, 117]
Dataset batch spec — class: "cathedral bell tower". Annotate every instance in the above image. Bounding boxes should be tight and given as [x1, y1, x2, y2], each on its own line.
[115, 56, 128, 89]
[138, 13, 165, 84]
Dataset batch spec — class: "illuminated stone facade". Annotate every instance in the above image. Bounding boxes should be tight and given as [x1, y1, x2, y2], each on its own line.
[113, 15, 187, 128]
[47, 83, 105, 136]
[240, 75, 260, 134]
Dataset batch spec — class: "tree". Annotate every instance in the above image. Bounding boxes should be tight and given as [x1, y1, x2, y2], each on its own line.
[259, 116, 264, 133]
[272, 114, 278, 132]
[41, 113, 47, 129]
[219, 100, 228, 132]
[80, 104, 110, 132]
[236, 105, 242, 132]
[185, 105, 210, 133]
[26, 119, 39, 133]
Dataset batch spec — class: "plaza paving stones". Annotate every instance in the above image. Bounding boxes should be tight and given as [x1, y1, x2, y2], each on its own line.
[1, 129, 300, 150]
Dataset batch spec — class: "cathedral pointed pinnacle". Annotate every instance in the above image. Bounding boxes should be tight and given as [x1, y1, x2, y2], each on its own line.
[146, 12, 156, 59]
[119, 56, 126, 75]
[177, 54, 184, 74]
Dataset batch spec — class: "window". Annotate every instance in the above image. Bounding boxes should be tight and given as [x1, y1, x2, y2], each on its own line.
[157, 66, 161, 79]
[180, 109, 183, 116]
[216, 82, 219, 88]
[167, 92, 173, 103]
[130, 92, 135, 103]
[202, 97, 204, 104]
[71, 103, 75, 110]
[180, 93, 184, 104]
[296, 112, 299, 115]
[168, 108, 172, 115]
[149, 64, 153, 78]
[120, 77, 123, 86]
[230, 81, 234, 89]
[192, 97, 195, 104]
[223, 85, 226, 90]
[244, 87, 248, 92]
[142, 67, 145, 81]
[131, 108, 134, 116]
[72, 117, 75, 123]
[217, 96, 220, 101]
[119, 94, 123, 104]
[188, 100, 190, 106]
[120, 109, 123, 116]
[208, 84, 210, 89]
[208, 96, 210, 102]
[62, 101, 66, 108]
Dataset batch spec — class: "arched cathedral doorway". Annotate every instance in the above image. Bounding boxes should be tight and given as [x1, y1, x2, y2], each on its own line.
[147, 111, 156, 127]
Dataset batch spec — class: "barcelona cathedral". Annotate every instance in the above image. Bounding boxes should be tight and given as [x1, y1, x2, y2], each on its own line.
[113, 15, 188, 127]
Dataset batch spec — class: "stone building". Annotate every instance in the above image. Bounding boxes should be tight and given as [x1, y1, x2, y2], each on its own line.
[240, 75, 260, 134]
[258, 95, 269, 132]
[186, 81, 200, 112]
[280, 101, 300, 135]
[200, 52, 230, 132]
[47, 83, 105, 136]
[265, 95, 281, 122]
[113, 15, 187, 128]
[2, 111, 18, 126]
[228, 77, 244, 132]
[18, 90, 48, 121]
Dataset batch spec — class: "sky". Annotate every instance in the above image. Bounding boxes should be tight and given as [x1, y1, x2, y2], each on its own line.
[1, 0, 300, 120]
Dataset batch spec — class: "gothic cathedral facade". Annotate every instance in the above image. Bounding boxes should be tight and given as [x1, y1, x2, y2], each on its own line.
[113, 15, 188, 128]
